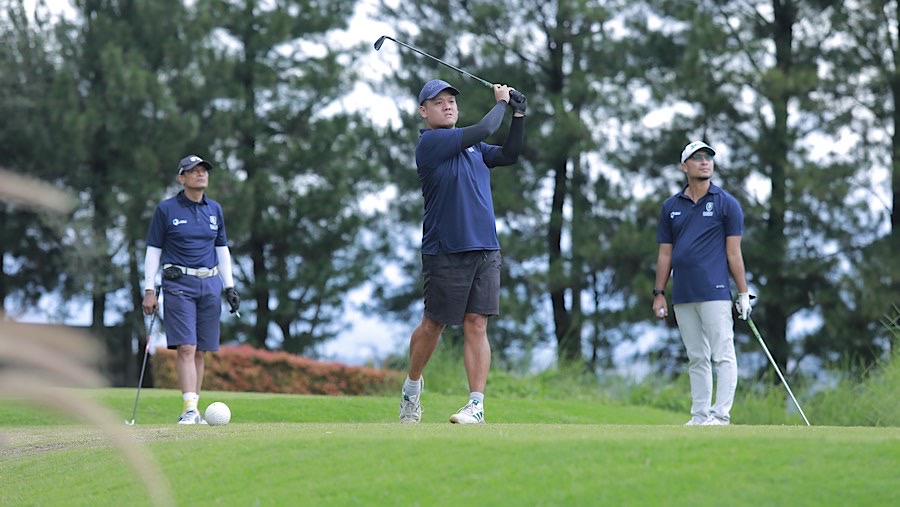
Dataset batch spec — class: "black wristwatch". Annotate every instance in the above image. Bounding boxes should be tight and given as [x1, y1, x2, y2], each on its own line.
[652, 289, 665, 297]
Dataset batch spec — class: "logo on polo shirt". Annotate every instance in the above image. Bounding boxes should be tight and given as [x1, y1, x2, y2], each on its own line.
[670, 211, 682, 219]
[209, 216, 218, 231]
[703, 202, 714, 217]
[172, 218, 188, 226]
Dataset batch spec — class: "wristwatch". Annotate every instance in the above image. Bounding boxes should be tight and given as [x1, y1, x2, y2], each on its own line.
[652, 289, 665, 297]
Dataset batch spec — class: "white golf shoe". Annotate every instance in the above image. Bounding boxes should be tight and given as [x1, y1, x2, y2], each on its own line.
[702, 417, 730, 426]
[177, 409, 202, 425]
[684, 416, 708, 426]
[449, 400, 484, 424]
[399, 378, 423, 424]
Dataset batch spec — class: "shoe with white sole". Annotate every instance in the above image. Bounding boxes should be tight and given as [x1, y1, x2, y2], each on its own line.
[449, 400, 484, 424]
[399, 378, 423, 424]
[684, 416, 708, 426]
[177, 409, 202, 425]
[702, 416, 729, 426]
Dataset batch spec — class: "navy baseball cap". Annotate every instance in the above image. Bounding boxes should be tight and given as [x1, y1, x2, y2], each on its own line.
[418, 79, 460, 105]
[177, 155, 213, 174]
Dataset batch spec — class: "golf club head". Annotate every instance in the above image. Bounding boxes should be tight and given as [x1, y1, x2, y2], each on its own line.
[125, 419, 135, 425]
[373, 36, 387, 51]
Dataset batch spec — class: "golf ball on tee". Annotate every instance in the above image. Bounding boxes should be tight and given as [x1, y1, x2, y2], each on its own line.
[204, 402, 231, 426]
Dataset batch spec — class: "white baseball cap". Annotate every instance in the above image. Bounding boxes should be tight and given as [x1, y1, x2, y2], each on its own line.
[680, 141, 716, 163]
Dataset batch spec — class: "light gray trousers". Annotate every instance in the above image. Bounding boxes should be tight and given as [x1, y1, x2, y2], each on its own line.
[674, 300, 737, 422]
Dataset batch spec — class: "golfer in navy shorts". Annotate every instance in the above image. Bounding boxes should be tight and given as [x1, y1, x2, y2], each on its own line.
[142, 155, 241, 425]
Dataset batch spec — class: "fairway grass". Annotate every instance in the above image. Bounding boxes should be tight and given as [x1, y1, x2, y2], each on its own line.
[2, 389, 898, 506]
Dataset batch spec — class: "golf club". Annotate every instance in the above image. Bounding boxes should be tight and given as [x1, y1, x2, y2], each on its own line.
[747, 317, 811, 426]
[126, 288, 160, 425]
[374, 35, 525, 102]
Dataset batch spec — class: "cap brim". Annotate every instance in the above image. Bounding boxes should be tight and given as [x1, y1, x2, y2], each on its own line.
[179, 161, 212, 174]
[681, 145, 716, 163]
[689, 147, 714, 157]
[420, 86, 460, 105]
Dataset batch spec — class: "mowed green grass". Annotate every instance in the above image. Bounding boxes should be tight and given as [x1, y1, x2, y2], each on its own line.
[2, 389, 899, 506]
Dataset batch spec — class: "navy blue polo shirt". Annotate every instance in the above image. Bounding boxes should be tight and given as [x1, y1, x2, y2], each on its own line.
[146, 190, 227, 268]
[657, 183, 743, 304]
[416, 127, 503, 254]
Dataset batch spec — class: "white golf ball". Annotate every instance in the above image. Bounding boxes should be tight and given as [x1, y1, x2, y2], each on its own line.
[204, 402, 231, 426]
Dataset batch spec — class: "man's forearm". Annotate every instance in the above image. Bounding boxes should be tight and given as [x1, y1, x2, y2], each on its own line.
[498, 115, 525, 162]
[460, 101, 508, 147]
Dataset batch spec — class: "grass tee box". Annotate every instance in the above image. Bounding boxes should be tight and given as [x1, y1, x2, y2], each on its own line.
[2, 389, 900, 506]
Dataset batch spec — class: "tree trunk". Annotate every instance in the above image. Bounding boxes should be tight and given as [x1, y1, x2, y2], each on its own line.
[761, 0, 797, 376]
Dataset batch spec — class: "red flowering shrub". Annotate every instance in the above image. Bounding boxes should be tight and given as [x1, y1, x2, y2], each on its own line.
[150, 345, 403, 395]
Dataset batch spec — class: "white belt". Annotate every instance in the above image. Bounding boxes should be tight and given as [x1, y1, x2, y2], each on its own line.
[164, 264, 218, 279]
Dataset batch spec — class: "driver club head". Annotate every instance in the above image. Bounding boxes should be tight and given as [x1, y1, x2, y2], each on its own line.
[373, 36, 387, 51]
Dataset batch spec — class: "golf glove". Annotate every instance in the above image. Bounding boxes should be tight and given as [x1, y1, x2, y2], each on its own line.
[735, 292, 752, 320]
[225, 287, 241, 314]
[509, 91, 527, 115]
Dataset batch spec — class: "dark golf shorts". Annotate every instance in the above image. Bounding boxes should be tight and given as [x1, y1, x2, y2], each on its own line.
[422, 250, 501, 326]
[162, 274, 223, 351]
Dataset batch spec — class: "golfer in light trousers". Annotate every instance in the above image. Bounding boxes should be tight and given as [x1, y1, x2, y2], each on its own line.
[652, 141, 753, 426]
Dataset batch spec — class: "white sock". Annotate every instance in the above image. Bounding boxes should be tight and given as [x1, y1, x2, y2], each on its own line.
[403, 377, 421, 397]
[470, 392, 484, 405]
[182, 392, 199, 412]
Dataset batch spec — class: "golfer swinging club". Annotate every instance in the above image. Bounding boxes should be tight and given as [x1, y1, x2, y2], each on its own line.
[652, 141, 753, 426]
[142, 155, 241, 424]
[399, 79, 527, 424]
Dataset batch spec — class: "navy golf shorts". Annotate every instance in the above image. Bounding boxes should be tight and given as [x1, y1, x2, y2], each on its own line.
[162, 274, 223, 351]
[422, 250, 501, 326]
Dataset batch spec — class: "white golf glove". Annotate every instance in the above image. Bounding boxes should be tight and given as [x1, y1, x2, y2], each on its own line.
[736, 292, 752, 320]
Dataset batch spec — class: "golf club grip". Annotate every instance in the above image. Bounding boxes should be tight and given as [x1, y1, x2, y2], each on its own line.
[143, 286, 160, 350]
[146, 311, 157, 342]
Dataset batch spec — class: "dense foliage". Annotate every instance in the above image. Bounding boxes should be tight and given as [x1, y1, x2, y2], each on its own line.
[1, 0, 896, 385]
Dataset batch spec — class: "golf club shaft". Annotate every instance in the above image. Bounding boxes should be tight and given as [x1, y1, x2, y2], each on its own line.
[129, 329, 151, 423]
[375, 35, 493, 88]
[748, 317, 811, 426]
[129, 288, 159, 424]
